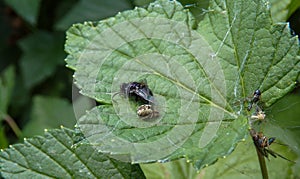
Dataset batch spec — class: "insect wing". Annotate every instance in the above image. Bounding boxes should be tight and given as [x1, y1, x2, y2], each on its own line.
[247, 102, 253, 111]
[265, 148, 277, 158]
[135, 87, 155, 103]
[265, 149, 295, 163]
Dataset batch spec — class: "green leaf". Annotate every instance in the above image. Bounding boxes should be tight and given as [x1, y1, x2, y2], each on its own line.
[0, 66, 15, 119]
[133, 0, 155, 7]
[262, 93, 300, 156]
[269, 0, 290, 22]
[55, 0, 133, 31]
[65, 0, 300, 170]
[269, 0, 300, 22]
[198, 0, 299, 107]
[0, 127, 145, 178]
[180, 0, 210, 26]
[3, 0, 41, 26]
[141, 159, 200, 179]
[287, 0, 300, 19]
[22, 96, 76, 137]
[72, 94, 95, 119]
[19, 31, 66, 89]
[0, 126, 8, 148]
[198, 92, 300, 178]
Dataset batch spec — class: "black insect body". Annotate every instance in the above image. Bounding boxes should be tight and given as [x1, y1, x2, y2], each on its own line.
[247, 89, 262, 111]
[114, 81, 155, 104]
[137, 104, 159, 120]
[250, 129, 295, 163]
[252, 90, 261, 103]
[254, 132, 275, 148]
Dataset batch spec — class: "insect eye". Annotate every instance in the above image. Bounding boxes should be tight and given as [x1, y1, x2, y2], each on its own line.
[254, 89, 261, 95]
[268, 137, 276, 145]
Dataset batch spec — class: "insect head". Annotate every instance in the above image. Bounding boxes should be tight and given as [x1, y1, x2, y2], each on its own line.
[247, 89, 261, 111]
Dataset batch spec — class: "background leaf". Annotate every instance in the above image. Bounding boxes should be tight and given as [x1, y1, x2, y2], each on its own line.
[0, 127, 145, 178]
[202, 135, 297, 179]
[19, 31, 66, 89]
[269, 0, 300, 22]
[3, 0, 41, 26]
[0, 66, 15, 119]
[22, 96, 76, 137]
[141, 132, 299, 179]
[141, 159, 200, 179]
[287, 0, 300, 19]
[55, 0, 133, 31]
[65, 0, 299, 170]
[262, 93, 300, 157]
[0, 66, 15, 148]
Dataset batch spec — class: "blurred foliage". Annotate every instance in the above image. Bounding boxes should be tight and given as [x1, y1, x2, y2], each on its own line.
[0, 0, 133, 144]
[269, 0, 300, 23]
[0, 0, 299, 178]
[3, 0, 41, 26]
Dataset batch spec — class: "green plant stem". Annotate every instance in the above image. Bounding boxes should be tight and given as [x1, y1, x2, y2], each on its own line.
[4, 114, 22, 138]
[255, 139, 268, 179]
[249, 128, 268, 178]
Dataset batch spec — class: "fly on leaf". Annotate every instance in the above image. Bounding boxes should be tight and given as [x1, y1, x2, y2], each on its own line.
[113, 80, 155, 104]
[250, 129, 295, 163]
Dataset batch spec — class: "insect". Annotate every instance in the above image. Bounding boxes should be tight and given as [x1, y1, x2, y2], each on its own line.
[250, 107, 266, 123]
[136, 104, 159, 120]
[247, 89, 261, 111]
[113, 80, 155, 104]
[250, 129, 295, 163]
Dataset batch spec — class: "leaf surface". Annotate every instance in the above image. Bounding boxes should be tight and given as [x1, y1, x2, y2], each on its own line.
[203, 135, 297, 179]
[65, 0, 300, 170]
[269, 0, 300, 22]
[0, 127, 145, 179]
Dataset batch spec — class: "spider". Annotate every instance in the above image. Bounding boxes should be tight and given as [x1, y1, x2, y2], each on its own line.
[137, 104, 159, 120]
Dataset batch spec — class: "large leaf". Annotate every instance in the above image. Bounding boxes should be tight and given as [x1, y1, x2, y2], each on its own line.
[65, 0, 300, 170]
[0, 127, 145, 178]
